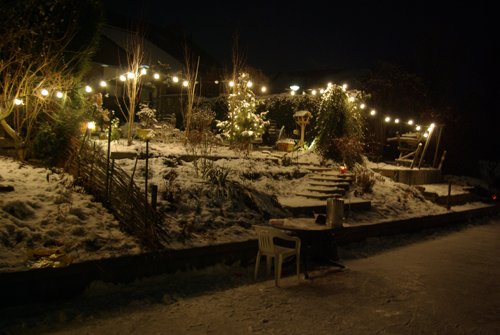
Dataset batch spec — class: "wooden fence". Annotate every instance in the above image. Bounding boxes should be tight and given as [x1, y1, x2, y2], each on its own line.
[64, 136, 168, 249]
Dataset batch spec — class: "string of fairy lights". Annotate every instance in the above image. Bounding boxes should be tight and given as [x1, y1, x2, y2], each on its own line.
[4, 67, 436, 137]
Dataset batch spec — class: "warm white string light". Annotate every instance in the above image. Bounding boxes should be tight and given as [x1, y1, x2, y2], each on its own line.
[6, 70, 436, 134]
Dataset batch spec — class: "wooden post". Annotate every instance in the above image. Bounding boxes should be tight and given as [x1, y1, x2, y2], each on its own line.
[447, 180, 452, 210]
[438, 150, 447, 170]
[410, 143, 423, 169]
[433, 125, 443, 168]
[418, 128, 433, 169]
[151, 184, 158, 210]
[145, 139, 149, 228]
[106, 124, 112, 195]
[145, 139, 149, 200]
[108, 158, 115, 200]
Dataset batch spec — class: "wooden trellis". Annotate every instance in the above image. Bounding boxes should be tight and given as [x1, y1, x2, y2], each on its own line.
[64, 136, 168, 249]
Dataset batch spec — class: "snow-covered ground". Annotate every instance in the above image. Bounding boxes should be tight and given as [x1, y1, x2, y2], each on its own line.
[3, 216, 499, 334]
[0, 157, 141, 272]
[0, 137, 493, 272]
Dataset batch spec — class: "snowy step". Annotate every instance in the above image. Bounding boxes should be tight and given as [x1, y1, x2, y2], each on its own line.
[303, 166, 336, 172]
[415, 184, 477, 206]
[308, 181, 351, 189]
[295, 191, 343, 200]
[305, 186, 345, 194]
[309, 175, 353, 183]
[279, 196, 371, 216]
[316, 171, 354, 178]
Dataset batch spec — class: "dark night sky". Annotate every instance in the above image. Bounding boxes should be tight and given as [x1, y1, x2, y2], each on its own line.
[102, 1, 495, 73]
[102, 0, 498, 170]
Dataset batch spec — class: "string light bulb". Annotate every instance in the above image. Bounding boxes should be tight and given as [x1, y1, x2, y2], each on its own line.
[99, 80, 107, 87]
[416, 125, 421, 131]
[360, 103, 366, 109]
[247, 81, 253, 88]
[41, 89, 49, 96]
[172, 76, 179, 83]
[182, 80, 189, 87]
[140, 68, 147, 75]
[348, 96, 355, 102]
[394, 118, 400, 124]
[229, 81, 234, 87]
[56, 91, 64, 98]
[370, 109, 376, 116]
[320, 89, 324, 94]
[311, 89, 317, 95]
[385, 116, 391, 123]
[119, 75, 126, 81]
[261, 86, 267, 93]
[408, 119, 414, 125]
[127, 72, 135, 79]
[153, 73, 160, 80]
[85, 85, 92, 93]
[14, 98, 23, 105]
[342, 83, 348, 91]
[87, 121, 96, 130]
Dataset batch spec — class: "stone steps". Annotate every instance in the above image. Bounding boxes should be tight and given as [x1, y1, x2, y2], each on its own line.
[305, 186, 345, 194]
[295, 191, 344, 200]
[290, 167, 372, 215]
[308, 181, 351, 189]
[279, 196, 372, 216]
[308, 175, 353, 183]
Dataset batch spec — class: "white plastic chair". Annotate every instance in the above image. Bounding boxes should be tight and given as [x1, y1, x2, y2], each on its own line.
[254, 225, 301, 286]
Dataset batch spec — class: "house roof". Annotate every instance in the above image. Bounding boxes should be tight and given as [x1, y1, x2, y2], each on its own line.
[97, 24, 183, 72]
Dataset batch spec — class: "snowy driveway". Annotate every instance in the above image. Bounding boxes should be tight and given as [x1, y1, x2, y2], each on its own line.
[3, 218, 500, 334]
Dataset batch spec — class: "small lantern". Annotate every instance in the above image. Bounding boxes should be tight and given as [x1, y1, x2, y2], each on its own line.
[339, 165, 347, 174]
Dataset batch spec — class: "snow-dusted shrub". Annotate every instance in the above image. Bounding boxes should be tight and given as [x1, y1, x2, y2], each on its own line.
[137, 103, 158, 129]
[315, 84, 365, 167]
[201, 160, 230, 188]
[110, 118, 121, 141]
[354, 167, 376, 194]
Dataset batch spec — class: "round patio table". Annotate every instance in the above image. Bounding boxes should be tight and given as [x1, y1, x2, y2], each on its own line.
[269, 218, 345, 279]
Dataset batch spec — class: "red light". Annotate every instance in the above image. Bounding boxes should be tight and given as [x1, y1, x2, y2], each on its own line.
[492, 194, 497, 201]
[339, 165, 347, 174]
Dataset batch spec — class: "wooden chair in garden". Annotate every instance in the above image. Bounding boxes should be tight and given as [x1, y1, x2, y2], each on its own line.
[387, 131, 431, 169]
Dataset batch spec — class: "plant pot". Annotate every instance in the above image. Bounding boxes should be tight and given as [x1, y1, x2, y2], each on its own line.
[276, 141, 295, 152]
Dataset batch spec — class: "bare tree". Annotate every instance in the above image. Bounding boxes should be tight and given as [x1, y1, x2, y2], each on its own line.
[0, 7, 86, 160]
[182, 45, 200, 139]
[115, 29, 145, 145]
